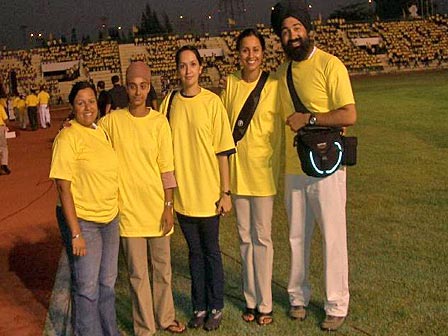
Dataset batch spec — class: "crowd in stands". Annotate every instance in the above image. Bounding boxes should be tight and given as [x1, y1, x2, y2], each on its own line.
[1, 15, 447, 102]
[82, 41, 121, 73]
[374, 14, 448, 68]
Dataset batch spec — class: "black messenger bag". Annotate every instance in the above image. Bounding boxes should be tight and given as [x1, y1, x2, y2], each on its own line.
[286, 62, 356, 178]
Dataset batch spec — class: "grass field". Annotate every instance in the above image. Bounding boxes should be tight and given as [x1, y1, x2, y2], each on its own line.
[115, 70, 448, 336]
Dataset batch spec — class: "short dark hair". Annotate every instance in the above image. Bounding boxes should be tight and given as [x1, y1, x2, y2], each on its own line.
[236, 28, 266, 52]
[111, 75, 120, 84]
[68, 81, 97, 105]
[97, 80, 105, 89]
[175, 45, 203, 68]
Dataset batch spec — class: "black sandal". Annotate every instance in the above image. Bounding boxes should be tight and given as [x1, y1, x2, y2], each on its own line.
[241, 307, 256, 323]
[257, 311, 273, 326]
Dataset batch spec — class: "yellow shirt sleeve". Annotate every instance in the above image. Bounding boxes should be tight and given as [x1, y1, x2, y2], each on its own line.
[0, 105, 8, 124]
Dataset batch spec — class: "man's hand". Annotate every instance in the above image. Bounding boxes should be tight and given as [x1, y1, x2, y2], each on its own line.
[286, 112, 310, 132]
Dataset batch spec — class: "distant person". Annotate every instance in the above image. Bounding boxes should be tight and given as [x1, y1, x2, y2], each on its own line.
[0, 103, 11, 175]
[7, 95, 15, 121]
[38, 85, 51, 128]
[271, 0, 357, 331]
[12, 93, 20, 124]
[220, 28, 281, 326]
[50, 81, 120, 335]
[97, 80, 111, 117]
[108, 75, 128, 110]
[15, 94, 27, 130]
[0, 87, 7, 115]
[26, 89, 39, 131]
[145, 82, 158, 110]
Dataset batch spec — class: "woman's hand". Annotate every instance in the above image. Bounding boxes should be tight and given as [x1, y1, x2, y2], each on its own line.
[72, 235, 87, 256]
[161, 206, 174, 235]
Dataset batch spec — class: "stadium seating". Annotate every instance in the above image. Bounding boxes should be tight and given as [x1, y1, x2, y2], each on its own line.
[0, 15, 447, 102]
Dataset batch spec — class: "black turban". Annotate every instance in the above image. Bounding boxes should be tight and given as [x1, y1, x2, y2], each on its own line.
[271, 0, 312, 37]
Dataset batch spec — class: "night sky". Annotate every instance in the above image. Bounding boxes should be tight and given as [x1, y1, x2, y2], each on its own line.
[0, 0, 447, 49]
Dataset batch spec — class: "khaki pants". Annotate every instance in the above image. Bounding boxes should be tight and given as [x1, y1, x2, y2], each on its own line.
[285, 170, 349, 317]
[121, 236, 175, 336]
[234, 195, 274, 314]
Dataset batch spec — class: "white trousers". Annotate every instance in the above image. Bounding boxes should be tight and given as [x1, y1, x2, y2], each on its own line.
[234, 195, 274, 313]
[285, 169, 349, 317]
[39, 104, 51, 128]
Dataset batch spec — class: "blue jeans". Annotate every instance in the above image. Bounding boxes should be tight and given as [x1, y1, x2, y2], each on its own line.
[177, 213, 224, 312]
[57, 206, 120, 336]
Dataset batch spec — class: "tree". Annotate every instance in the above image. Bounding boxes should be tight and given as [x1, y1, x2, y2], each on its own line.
[374, 0, 408, 20]
[162, 12, 173, 33]
[109, 27, 120, 41]
[139, 3, 166, 36]
[71, 28, 78, 44]
[152, 10, 163, 34]
[329, 1, 373, 21]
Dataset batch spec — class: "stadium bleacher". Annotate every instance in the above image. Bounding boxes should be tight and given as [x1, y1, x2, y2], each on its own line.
[1, 15, 447, 102]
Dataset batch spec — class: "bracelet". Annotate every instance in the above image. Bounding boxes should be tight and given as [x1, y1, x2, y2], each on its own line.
[164, 200, 174, 207]
[72, 233, 81, 240]
[222, 190, 231, 196]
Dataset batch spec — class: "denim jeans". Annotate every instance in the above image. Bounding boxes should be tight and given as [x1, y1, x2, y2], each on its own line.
[177, 213, 224, 312]
[57, 206, 120, 336]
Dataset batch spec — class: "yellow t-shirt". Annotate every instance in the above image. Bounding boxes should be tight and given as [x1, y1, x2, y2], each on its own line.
[0, 105, 7, 125]
[276, 48, 355, 175]
[16, 98, 26, 111]
[38, 91, 50, 104]
[13, 97, 20, 108]
[49, 120, 119, 223]
[0, 98, 6, 108]
[221, 70, 281, 196]
[25, 94, 39, 107]
[99, 108, 175, 237]
[160, 88, 235, 217]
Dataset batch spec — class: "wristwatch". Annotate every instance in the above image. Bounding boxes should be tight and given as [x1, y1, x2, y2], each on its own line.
[164, 200, 174, 207]
[222, 190, 232, 196]
[308, 113, 317, 126]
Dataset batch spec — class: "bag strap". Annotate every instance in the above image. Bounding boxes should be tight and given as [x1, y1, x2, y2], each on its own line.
[166, 90, 177, 121]
[232, 71, 269, 143]
[286, 62, 309, 114]
[287, 62, 341, 135]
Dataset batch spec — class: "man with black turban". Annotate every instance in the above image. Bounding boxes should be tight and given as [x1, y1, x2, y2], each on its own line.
[271, 0, 357, 331]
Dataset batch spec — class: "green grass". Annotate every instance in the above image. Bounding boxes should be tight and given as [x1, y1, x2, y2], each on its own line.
[116, 70, 448, 335]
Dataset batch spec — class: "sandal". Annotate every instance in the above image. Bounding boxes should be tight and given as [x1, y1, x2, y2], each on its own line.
[241, 307, 256, 323]
[164, 320, 186, 334]
[257, 311, 273, 326]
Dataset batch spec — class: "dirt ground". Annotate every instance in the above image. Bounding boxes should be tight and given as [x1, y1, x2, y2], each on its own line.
[0, 106, 70, 335]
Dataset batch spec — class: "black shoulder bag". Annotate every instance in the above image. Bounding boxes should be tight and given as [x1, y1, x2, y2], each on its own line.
[232, 71, 269, 144]
[286, 62, 356, 178]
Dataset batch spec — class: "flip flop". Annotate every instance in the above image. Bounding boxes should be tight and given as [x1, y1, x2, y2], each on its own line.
[241, 307, 256, 323]
[257, 311, 273, 326]
[164, 320, 186, 334]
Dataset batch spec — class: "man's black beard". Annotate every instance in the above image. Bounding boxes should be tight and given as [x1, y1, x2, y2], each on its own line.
[283, 36, 313, 62]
